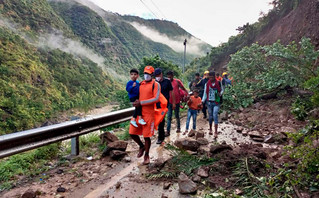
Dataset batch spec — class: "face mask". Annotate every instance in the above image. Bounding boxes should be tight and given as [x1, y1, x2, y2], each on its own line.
[155, 77, 161, 82]
[144, 74, 152, 81]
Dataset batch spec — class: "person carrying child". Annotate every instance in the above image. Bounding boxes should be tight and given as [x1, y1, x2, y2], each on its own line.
[184, 89, 202, 135]
[126, 68, 146, 127]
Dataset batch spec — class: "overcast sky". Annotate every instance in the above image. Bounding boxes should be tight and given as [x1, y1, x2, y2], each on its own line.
[89, 0, 272, 47]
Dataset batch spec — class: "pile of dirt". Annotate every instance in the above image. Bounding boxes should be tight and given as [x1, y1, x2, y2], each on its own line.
[146, 142, 284, 194]
[228, 97, 306, 143]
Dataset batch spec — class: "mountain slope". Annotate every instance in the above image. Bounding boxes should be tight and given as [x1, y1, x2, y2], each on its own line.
[0, 0, 212, 133]
[186, 0, 319, 76]
[0, 27, 115, 134]
[256, 0, 319, 48]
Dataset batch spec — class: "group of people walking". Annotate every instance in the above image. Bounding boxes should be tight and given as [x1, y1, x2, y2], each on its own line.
[126, 65, 232, 165]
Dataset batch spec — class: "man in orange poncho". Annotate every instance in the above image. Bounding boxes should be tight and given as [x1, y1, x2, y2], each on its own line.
[129, 66, 161, 165]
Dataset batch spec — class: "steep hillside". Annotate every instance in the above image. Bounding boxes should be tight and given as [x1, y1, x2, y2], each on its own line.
[0, 0, 212, 133]
[186, 0, 319, 75]
[0, 27, 116, 134]
[49, 1, 135, 74]
[0, 0, 74, 38]
[256, 0, 319, 48]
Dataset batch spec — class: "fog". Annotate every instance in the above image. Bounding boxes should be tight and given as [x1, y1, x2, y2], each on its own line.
[130, 22, 207, 55]
[38, 33, 105, 66]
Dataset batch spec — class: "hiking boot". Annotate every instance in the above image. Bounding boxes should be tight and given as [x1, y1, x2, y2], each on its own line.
[176, 129, 181, 133]
[156, 140, 163, 144]
[165, 131, 170, 137]
[137, 147, 145, 158]
[138, 118, 146, 125]
[130, 120, 138, 127]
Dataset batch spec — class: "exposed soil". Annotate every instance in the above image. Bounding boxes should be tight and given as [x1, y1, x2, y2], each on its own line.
[214, 0, 319, 72]
[256, 0, 319, 49]
[0, 98, 307, 198]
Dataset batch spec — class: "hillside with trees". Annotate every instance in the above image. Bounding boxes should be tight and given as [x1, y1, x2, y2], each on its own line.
[0, 0, 210, 134]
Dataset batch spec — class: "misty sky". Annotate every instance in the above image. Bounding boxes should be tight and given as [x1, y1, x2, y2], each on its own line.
[89, 0, 272, 47]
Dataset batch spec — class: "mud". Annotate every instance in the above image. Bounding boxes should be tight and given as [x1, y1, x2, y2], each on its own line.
[1, 100, 300, 198]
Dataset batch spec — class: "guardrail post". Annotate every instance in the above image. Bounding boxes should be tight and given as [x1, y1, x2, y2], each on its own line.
[71, 136, 79, 156]
[70, 116, 80, 156]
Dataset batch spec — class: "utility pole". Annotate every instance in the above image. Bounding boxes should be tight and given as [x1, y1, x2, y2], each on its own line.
[183, 39, 187, 74]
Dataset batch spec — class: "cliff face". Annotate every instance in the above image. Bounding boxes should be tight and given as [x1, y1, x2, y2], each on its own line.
[207, 0, 319, 73]
[256, 0, 319, 48]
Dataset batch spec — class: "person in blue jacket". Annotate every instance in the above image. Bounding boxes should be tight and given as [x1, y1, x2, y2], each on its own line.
[126, 68, 146, 127]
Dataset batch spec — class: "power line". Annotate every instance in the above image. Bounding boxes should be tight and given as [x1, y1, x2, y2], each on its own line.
[139, 0, 159, 19]
[149, 0, 167, 20]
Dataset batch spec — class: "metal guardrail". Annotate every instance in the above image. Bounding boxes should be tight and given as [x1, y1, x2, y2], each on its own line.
[0, 107, 134, 159]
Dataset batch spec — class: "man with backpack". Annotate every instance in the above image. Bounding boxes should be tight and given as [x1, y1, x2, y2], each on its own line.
[166, 70, 188, 136]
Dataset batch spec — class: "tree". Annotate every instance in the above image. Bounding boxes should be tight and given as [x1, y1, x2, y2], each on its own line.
[138, 55, 181, 77]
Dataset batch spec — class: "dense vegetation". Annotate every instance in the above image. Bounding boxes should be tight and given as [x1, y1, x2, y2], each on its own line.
[49, 1, 200, 74]
[137, 55, 181, 78]
[49, 1, 136, 74]
[0, 0, 74, 38]
[0, 27, 115, 134]
[223, 38, 319, 111]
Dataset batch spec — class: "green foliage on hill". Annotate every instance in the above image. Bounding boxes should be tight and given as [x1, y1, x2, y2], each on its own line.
[222, 38, 319, 111]
[49, 1, 191, 74]
[0, 0, 210, 134]
[49, 1, 120, 62]
[138, 55, 181, 78]
[0, 27, 114, 134]
[0, 0, 74, 37]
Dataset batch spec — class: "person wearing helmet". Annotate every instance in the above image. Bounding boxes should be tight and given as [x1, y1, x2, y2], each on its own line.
[222, 72, 232, 87]
[129, 65, 161, 165]
[195, 70, 209, 119]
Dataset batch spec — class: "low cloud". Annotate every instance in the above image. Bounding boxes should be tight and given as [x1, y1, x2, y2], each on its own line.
[37, 33, 105, 67]
[129, 22, 207, 55]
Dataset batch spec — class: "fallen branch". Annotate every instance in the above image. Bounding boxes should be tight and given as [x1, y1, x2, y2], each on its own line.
[290, 181, 302, 198]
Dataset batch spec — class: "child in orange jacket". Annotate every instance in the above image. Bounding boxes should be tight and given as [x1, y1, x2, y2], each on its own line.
[184, 89, 202, 134]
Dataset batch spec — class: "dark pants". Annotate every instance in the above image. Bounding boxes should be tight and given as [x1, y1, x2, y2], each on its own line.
[202, 101, 207, 118]
[130, 96, 142, 118]
[200, 92, 207, 118]
[167, 103, 180, 132]
[157, 103, 168, 141]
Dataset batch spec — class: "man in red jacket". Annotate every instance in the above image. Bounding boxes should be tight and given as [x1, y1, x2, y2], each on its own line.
[166, 71, 188, 136]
